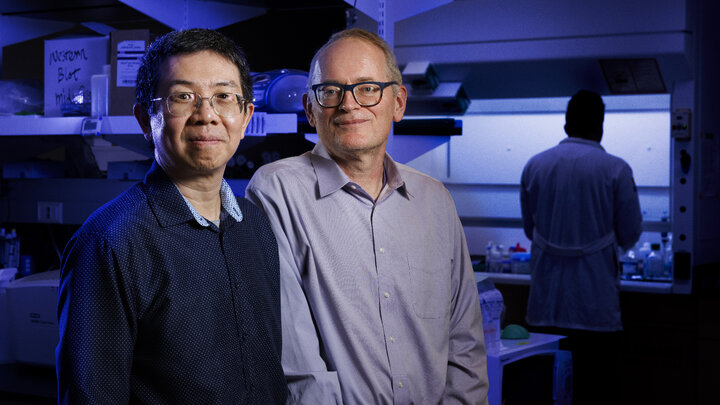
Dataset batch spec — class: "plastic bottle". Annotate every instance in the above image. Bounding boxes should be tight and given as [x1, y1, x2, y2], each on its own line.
[637, 242, 651, 276]
[643, 243, 664, 280]
[484, 241, 493, 272]
[487, 244, 503, 273]
[619, 248, 639, 280]
[5, 230, 19, 269]
[500, 245, 512, 273]
[91, 65, 110, 117]
[663, 235, 673, 280]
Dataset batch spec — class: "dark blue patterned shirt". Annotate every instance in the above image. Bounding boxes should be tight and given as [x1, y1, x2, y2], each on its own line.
[56, 162, 287, 404]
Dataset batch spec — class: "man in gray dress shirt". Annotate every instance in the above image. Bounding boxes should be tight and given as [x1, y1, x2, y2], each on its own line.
[246, 28, 489, 404]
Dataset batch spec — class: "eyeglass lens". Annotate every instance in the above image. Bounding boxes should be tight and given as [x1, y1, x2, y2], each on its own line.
[316, 83, 384, 107]
[166, 93, 242, 117]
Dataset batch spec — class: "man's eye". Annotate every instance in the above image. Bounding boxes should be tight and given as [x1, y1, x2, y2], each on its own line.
[322, 88, 339, 96]
[214, 93, 234, 102]
[361, 86, 378, 94]
[171, 93, 194, 102]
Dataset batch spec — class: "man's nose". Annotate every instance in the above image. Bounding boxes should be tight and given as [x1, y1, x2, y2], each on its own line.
[339, 89, 360, 110]
[193, 96, 219, 119]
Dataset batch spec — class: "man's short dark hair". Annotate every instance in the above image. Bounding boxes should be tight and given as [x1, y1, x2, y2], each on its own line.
[135, 28, 253, 113]
[565, 89, 605, 140]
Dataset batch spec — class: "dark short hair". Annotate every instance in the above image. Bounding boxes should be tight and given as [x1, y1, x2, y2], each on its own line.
[135, 28, 253, 113]
[565, 90, 605, 139]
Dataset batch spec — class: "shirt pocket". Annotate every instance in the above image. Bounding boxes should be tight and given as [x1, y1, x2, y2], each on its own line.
[407, 256, 451, 319]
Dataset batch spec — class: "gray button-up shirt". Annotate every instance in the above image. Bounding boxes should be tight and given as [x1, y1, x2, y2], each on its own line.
[247, 143, 488, 404]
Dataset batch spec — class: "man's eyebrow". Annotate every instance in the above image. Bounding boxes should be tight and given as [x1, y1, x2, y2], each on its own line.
[321, 77, 376, 84]
[166, 79, 240, 88]
[167, 79, 193, 86]
[214, 80, 240, 88]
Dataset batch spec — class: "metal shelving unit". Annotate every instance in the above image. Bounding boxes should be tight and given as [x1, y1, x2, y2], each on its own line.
[0, 113, 297, 136]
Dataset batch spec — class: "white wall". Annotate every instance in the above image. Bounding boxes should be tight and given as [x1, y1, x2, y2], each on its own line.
[405, 94, 671, 255]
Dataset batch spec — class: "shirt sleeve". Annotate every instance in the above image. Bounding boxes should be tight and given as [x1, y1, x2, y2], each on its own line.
[520, 163, 535, 241]
[246, 174, 343, 405]
[614, 164, 643, 250]
[444, 209, 490, 405]
[56, 231, 135, 405]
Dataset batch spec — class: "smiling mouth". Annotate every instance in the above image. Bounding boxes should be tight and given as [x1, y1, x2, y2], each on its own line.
[190, 138, 222, 145]
[336, 119, 367, 126]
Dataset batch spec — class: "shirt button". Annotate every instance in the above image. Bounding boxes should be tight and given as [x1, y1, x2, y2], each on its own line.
[390, 336, 395, 343]
[397, 381, 404, 388]
[350, 185, 357, 190]
[379, 247, 385, 253]
[384, 292, 390, 298]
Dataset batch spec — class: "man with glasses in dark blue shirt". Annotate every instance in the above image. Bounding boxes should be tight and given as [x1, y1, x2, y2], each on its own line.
[56, 29, 286, 404]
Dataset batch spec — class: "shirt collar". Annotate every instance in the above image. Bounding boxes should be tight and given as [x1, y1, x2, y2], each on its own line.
[178, 178, 243, 227]
[309, 142, 408, 199]
[560, 137, 605, 151]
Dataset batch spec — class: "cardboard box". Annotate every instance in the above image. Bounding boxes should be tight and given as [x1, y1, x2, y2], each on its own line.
[109, 30, 150, 116]
[44, 36, 108, 117]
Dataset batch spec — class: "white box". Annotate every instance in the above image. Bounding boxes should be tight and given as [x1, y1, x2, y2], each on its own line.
[44, 36, 108, 117]
[5, 270, 60, 366]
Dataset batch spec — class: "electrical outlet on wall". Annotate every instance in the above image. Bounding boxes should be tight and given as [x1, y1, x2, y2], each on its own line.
[37, 201, 63, 223]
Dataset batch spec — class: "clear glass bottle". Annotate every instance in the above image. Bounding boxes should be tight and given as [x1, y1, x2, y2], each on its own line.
[643, 243, 664, 280]
[619, 248, 639, 280]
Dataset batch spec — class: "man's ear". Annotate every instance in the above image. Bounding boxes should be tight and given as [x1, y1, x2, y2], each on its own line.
[392, 85, 407, 123]
[133, 103, 153, 142]
[303, 93, 316, 128]
[238, 103, 255, 140]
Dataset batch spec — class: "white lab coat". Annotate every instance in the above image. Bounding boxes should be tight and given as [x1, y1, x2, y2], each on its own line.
[520, 137, 642, 331]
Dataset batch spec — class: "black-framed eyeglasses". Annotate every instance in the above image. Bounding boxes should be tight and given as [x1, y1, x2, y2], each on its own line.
[311, 81, 397, 108]
[151, 92, 249, 117]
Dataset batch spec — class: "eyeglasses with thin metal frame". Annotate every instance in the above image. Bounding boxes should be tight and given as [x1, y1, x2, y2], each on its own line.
[151, 92, 249, 117]
[311, 81, 397, 108]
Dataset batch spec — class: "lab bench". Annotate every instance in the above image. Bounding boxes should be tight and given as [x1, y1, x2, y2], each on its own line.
[477, 271, 673, 293]
[481, 273, 718, 404]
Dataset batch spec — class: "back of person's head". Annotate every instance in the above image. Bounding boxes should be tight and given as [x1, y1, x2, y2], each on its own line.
[564, 89, 605, 141]
[135, 28, 253, 113]
[306, 28, 403, 92]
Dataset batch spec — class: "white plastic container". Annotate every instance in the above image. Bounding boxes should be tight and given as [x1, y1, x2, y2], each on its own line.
[91, 65, 110, 117]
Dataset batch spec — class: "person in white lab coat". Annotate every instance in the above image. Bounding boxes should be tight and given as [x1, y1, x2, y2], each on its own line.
[520, 89, 642, 405]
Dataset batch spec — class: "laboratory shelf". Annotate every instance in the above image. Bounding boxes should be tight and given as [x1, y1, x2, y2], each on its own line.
[0, 113, 298, 137]
[0, 178, 251, 225]
[460, 216, 671, 233]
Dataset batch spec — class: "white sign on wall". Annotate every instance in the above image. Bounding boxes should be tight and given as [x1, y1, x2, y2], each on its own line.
[44, 36, 108, 117]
